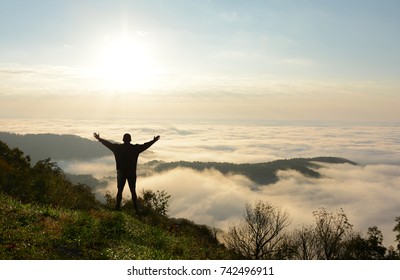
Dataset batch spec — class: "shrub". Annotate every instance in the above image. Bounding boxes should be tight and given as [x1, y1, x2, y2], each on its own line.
[141, 189, 171, 216]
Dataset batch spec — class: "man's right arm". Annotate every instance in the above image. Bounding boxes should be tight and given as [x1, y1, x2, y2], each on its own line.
[93, 133, 115, 151]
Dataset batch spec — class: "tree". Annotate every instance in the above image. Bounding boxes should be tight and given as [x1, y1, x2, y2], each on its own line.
[0, 141, 31, 197]
[280, 208, 354, 260]
[394, 216, 400, 254]
[312, 208, 353, 259]
[344, 226, 386, 259]
[30, 158, 98, 209]
[0, 140, 98, 209]
[224, 201, 290, 259]
[365, 226, 387, 259]
[280, 225, 321, 260]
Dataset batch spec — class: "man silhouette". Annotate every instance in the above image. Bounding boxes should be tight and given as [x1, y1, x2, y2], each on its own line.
[94, 132, 160, 211]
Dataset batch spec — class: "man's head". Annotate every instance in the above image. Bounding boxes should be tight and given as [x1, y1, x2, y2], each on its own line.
[123, 133, 131, 143]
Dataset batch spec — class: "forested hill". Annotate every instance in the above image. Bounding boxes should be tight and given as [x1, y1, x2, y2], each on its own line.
[141, 157, 357, 186]
[0, 132, 109, 162]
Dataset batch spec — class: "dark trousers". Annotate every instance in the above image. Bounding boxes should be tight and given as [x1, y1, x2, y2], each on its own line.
[116, 170, 137, 210]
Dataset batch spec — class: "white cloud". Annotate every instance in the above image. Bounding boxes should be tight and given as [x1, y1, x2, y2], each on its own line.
[136, 163, 400, 247]
[9, 120, 397, 247]
[59, 157, 115, 178]
[139, 167, 257, 228]
[1, 120, 399, 165]
[60, 158, 400, 248]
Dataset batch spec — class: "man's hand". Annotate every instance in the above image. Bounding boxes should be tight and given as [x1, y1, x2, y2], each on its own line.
[93, 133, 100, 140]
[154, 135, 160, 142]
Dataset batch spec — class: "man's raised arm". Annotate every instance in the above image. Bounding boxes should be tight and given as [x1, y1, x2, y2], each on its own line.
[140, 135, 160, 152]
[93, 133, 115, 151]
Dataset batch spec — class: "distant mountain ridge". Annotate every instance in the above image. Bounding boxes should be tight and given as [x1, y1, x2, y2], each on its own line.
[0, 132, 357, 187]
[141, 157, 357, 187]
[0, 132, 108, 162]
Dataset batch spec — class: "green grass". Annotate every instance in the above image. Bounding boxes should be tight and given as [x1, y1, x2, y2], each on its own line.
[0, 192, 236, 260]
[0, 141, 236, 260]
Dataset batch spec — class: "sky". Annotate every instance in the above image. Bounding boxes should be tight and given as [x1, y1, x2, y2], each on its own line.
[1, 0, 399, 251]
[0, 0, 399, 122]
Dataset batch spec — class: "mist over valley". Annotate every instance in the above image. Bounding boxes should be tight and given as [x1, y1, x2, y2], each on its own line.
[1, 121, 399, 247]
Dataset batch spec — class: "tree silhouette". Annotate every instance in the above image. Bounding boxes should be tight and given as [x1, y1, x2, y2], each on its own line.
[394, 216, 400, 255]
[312, 208, 353, 259]
[344, 226, 386, 259]
[225, 201, 290, 259]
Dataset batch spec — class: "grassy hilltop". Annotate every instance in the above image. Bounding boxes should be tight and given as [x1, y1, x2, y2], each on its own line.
[0, 140, 235, 260]
[0, 193, 233, 260]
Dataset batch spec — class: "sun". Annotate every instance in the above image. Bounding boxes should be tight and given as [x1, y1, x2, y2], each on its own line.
[96, 34, 155, 91]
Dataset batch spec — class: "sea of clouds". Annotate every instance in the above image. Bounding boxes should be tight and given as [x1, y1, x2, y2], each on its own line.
[139, 163, 400, 246]
[1, 118, 399, 246]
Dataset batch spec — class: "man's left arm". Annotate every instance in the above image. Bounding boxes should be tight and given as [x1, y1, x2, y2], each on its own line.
[140, 135, 160, 152]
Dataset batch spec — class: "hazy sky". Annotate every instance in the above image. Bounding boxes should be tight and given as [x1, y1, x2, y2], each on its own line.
[0, 0, 399, 121]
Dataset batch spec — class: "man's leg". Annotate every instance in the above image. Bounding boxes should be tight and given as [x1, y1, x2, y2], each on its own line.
[116, 171, 126, 210]
[127, 174, 138, 210]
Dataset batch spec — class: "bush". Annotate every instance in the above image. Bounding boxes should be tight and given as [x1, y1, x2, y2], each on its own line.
[0, 140, 99, 210]
[141, 189, 171, 216]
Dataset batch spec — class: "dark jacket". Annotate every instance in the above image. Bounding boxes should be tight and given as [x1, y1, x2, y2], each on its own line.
[99, 138, 156, 173]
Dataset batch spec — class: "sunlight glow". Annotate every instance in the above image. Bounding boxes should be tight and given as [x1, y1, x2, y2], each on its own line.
[95, 34, 156, 91]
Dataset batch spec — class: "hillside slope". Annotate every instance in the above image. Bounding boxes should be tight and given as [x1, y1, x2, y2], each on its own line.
[0, 193, 234, 260]
[0, 140, 236, 259]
